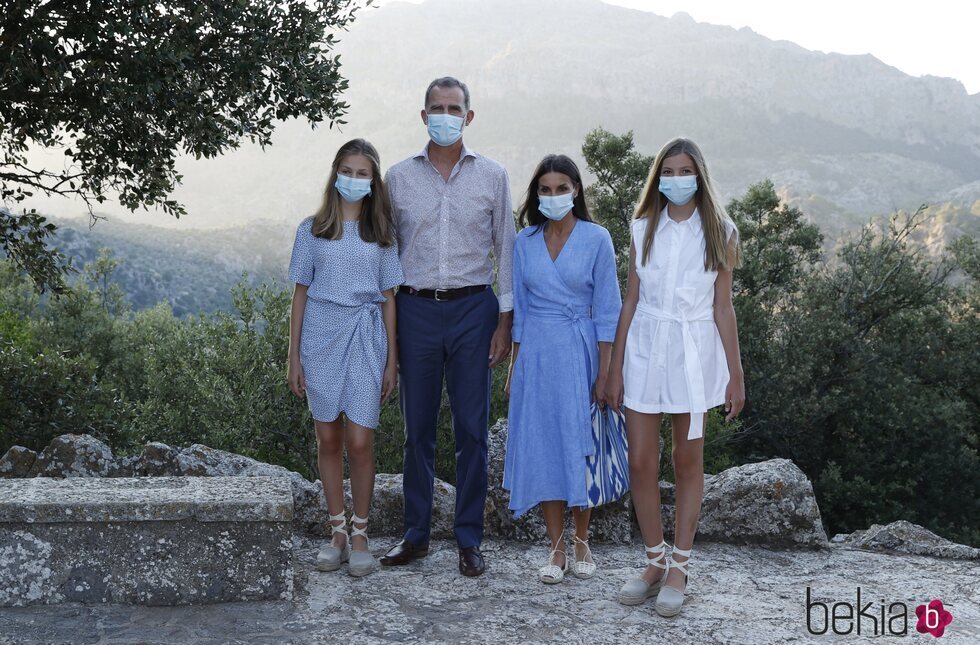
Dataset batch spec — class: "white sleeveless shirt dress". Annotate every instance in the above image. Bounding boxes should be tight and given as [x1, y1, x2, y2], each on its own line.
[623, 207, 737, 440]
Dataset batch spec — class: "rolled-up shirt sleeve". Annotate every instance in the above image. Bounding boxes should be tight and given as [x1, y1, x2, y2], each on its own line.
[493, 167, 517, 312]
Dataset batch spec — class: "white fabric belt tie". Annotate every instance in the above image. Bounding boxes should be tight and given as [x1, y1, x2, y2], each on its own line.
[635, 301, 713, 440]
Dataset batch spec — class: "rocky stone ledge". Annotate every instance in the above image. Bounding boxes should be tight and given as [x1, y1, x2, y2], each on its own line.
[0, 476, 294, 606]
[831, 520, 980, 560]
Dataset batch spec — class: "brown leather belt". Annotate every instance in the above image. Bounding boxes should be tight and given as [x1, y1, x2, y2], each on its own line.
[402, 284, 489, 302]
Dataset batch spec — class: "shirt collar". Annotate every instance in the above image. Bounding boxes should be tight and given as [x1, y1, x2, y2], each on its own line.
[414, 141, 477, 162]
[657, 205, 702, 234]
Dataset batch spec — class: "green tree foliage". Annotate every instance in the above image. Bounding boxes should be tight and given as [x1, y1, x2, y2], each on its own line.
[730, 194, 979, 545]
[1, 0, 365, 292]
[581, 128, 654, 285]
[0, 251, 510, 485]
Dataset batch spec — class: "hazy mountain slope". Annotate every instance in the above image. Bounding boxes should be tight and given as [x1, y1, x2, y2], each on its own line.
[47, 217, 293, 316]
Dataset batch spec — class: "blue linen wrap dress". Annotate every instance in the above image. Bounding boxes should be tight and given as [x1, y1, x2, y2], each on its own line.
[503, 220, 622, 518]
[288, 216, 404, 429]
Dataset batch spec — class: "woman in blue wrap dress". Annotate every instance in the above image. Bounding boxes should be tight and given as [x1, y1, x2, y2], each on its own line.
[503, 154, 622, 584]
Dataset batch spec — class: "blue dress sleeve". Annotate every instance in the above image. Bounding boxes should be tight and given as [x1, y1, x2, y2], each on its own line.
[511, 232, 529, 343]
[379, 241, 405, 292]
[592, 227, 622, 342]
[288, 218, 314, 286]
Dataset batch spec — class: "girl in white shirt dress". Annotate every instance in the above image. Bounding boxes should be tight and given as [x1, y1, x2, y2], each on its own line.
[605, 137, 745, 617]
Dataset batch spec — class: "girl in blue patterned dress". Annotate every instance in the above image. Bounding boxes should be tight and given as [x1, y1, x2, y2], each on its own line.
[287, 139, 404, 577]
[503, 154, 622, 584]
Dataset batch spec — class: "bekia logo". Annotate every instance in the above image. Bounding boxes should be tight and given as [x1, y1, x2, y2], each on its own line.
[915, 600, 954, 638]
[806, 587, 955, 638]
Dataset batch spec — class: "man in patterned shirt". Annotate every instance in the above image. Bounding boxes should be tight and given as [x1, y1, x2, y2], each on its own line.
[380, 77, 516, 577]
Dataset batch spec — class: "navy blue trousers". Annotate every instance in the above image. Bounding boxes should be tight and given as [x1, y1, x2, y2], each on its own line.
[396, 287, 498, 548]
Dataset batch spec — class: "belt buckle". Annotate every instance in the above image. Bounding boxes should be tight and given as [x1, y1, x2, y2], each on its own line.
[433, 288, 450, 302]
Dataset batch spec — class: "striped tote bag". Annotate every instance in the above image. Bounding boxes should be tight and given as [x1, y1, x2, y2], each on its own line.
[585, 401, 631, 507]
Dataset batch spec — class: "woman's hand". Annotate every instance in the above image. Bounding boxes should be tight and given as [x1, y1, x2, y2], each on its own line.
[724, 370, 745, 422]
[381, 361, 398, 404]
[288, 357, 306, 399]
[604, 368, 624, 410]
[593, 372, 608, 407]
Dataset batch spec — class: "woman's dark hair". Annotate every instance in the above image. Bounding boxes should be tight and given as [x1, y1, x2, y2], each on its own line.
[517, 154, 593, 233]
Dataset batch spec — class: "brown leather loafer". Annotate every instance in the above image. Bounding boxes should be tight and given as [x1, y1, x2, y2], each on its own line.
[458, 546, 486, 577]
[379, 539, 429, 567]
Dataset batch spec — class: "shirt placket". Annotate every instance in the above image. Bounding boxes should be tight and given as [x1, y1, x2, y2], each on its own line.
[664, 222, 681, 311]
[658, 222, 682, 405]
[439, 180, 449, 288]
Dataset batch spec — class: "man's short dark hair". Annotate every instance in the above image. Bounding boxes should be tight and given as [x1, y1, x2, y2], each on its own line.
[424, 77, 470, 111]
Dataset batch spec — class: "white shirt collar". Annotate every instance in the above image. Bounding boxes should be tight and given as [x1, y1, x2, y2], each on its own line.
[657, 205, 702, 234]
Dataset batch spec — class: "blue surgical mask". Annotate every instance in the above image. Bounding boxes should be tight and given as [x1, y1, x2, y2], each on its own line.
[426, 113, 465, 147]
[335, 174, 372, 203]
[538, 193, 575, 221]
[659, 175, 698, 206]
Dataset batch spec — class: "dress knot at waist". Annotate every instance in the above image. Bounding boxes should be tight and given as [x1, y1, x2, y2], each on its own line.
[634, 302, 710, 440]
[635, 302, 713, 322]
[526, 303, 591, 323]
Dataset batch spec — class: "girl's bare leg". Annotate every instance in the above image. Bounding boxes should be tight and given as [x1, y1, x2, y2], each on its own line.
[345, 420, 375, 552]
[667, 412, 706, 590]
[315, 417, 347, 548]
[626, 408, 667, 583]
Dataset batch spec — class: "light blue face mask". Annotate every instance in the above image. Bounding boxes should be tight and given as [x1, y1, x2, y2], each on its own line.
[538, 192, 575, 221]
[659, 175, 698, 206]
[426, 113, 465, 147]
[335, 174, 372, 203]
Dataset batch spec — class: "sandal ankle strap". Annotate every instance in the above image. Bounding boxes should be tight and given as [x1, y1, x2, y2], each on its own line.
[644, 540, 668, 568]
[350, 514, 369, 539]
[547, 530, 567, 563]
[668, 544, 692, 577]
[328, 511, 348, 537]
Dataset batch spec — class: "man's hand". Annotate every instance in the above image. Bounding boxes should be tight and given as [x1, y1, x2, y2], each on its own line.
[488, 318, 512, 368]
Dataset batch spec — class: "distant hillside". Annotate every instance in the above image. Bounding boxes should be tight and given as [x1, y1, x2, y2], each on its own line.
[41, 195, 976, 318]
[48, 216, 294, 317]
[22, 0, 980, 241]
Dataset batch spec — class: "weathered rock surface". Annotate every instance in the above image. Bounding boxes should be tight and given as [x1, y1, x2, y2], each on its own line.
[26, 434, 119, 478]
[2, 538, 978, 644]
[0, 477, 294, 606]
[699, 458, 829, 548]
[0, 446, 36, 479]
[12, 434, 980, 561]
[832, 520, 980, 560]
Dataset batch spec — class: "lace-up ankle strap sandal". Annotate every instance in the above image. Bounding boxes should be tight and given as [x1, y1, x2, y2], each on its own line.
[618, 540, 668, 605]
[347, 513, 378, 577]
[571, 535, 597, 579]
[316, 511, 351, 572]
[538, 530, 570, 584]
[655, 544, 692, 617]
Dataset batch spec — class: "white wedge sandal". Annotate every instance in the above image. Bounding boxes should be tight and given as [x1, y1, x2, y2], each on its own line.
[316, 511, 350, 572]
[618, 540, 668, 605]
[538, 531, 570, 584]
[347, 513, 377, 577]
[571, 535, 597, 579]
[655, 544, 692, 617]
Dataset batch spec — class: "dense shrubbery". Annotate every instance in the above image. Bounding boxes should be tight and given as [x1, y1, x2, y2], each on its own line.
[2, 134, 977, 545]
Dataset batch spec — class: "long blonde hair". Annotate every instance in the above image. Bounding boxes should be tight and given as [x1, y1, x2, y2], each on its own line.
[311, 138, 395, 246]
[633, 137, 739, 271]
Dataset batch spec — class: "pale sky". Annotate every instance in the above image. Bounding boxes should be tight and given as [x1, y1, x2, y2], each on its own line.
[374, 0, 980, 94]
